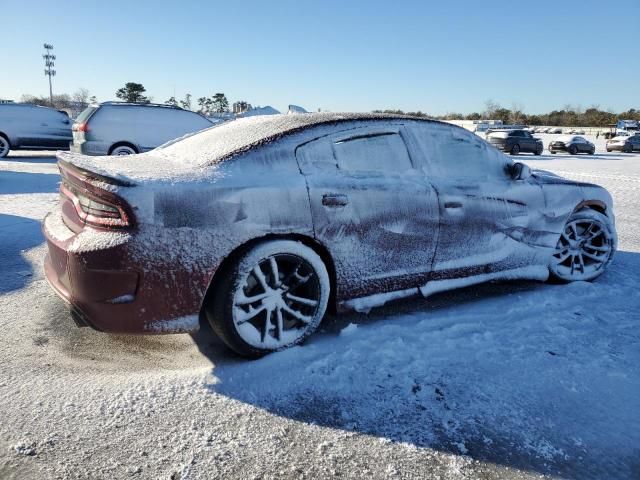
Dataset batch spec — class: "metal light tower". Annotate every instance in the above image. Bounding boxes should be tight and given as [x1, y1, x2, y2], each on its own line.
[43, 43, 56, 105]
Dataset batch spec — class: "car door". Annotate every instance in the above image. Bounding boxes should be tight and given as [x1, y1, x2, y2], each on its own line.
[295, 124, 440, 301]
[403, 122, 548, 292]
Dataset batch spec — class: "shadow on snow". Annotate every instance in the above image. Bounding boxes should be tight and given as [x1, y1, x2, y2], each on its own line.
[0, 214, 45, 293]
[0, 170, 60, 195]
[195, 252, 640, 480]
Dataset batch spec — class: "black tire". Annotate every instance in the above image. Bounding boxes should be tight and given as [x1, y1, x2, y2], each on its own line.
[550, 150, 556, 155]
[0, 134, 10, 158]
[109, 143, 138, 156]
[205, 240, 330, 358]
[568, 145, 578, 155]
[624, 145, 632, 153]
[510, 144, 520, 155]
[589, 148, 595, 155]
[534, 145, 543, 156]
[606, 149, 612, 153]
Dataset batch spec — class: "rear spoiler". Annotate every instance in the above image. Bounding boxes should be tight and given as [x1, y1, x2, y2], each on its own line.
[57, 157, 136, 187]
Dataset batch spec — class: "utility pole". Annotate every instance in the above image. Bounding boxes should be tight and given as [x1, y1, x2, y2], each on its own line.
[43, 43, 56, 106]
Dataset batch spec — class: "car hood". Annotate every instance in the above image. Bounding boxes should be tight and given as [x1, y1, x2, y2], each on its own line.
[532, 168, 596, 187]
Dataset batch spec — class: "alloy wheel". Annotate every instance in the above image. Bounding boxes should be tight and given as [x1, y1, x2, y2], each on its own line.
[551, 218, 613, 281]
[0, 137, 9, 158]
[232, 253, 322, 349]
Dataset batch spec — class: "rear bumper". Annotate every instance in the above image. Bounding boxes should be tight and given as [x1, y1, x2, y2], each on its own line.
[71, 140, 110, 156]
[42, 212, 205, 334]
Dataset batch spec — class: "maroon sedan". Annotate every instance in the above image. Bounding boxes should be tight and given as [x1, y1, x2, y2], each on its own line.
[43, 113, 617, 357]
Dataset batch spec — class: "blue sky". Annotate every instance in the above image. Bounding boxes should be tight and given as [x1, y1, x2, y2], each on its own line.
[2, 0, 638, 114]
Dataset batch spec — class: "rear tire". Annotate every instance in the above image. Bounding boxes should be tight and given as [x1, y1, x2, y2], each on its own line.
[624, 145, 632, 153]
[0, 135, 10, 158]
[568, 145, 578, 155]
[510, 144, 520, 155]
[534, 145, 543, 156]
[205, 240, 330, 358]
[109, 144, 137, 156]
[550, 149, 556, 155]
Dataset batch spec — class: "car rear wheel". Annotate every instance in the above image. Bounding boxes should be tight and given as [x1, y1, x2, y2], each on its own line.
[568, 145, 578, 155]
[549, 209, 616, 282]
[510, 144, 520, 155]
[0, 135, 9, 158]
[206, 240, 330, 358]
[624, 145, 632, 153]
[110, 145, 137, 156]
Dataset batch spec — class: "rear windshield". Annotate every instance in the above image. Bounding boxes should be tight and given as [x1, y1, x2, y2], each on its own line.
[75, 107, 97, 123]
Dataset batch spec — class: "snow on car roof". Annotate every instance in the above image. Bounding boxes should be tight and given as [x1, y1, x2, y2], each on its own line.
[155, 112, 423, 166]
[60, 113, 441, 184]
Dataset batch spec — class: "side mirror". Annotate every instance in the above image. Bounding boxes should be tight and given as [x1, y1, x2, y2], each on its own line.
[510, 162, 532, 181]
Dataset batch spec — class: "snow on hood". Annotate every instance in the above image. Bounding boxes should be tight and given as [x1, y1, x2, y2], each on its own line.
[60, 113, 434, 183]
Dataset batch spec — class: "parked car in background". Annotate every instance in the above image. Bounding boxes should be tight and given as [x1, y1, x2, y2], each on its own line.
[486, 129, 543, 155]
[548, 127, 563, 134]
[606, 134, 640, 153]
[43, 113, 617, 357]
[549, 135, 596, 155]
[71, 102, 213, 156]
[0, 103, 72, 158]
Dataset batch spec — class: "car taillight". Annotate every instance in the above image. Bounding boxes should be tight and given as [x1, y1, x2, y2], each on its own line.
[72, 122, 89, 132]
[60, 182, 131, 228]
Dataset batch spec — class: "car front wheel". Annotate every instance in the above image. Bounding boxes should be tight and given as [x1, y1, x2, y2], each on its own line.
[206, 240, 330, 357]
[568, 145, 578, 155]
[0, 136, 10, 158]
[510, 144, 520, 155]
[549, 209, 616, 282]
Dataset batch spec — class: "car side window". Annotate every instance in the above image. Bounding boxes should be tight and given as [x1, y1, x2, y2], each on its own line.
[332, 132, 412, 172]
[405, 122, 510, 179]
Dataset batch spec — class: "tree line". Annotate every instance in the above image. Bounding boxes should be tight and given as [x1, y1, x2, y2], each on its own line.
[374, 100, 640, 127]
[116, 82, 230, 116]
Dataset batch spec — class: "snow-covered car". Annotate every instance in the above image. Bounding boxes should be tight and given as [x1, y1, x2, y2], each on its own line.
[548, 127, 563, 134]
[42, 113, 618, 357]
[0, 103, 72, 158]
[71, 102, 212, 156]
[549, 135, 596, 155]
[606, 135, 640, 153]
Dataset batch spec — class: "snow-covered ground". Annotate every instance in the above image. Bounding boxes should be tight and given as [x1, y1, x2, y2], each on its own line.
[1, 138, 639, 479]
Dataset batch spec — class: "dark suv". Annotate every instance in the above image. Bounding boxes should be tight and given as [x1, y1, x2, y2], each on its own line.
[486, 129, 543, 155]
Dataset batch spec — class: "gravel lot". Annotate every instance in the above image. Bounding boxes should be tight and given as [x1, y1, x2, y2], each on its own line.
[1, 139, 639, 479]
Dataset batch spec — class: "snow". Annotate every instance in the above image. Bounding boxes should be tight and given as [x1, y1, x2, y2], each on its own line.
[145, 315, 200, 333]
[1, 146, 640, 479]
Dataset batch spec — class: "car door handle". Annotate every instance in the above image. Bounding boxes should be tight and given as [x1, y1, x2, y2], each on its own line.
[444, 201, 463, 209]
[322, 193, 349, 207]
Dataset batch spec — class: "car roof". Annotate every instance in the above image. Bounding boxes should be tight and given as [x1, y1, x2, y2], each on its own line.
[99, 101, 183, 109]
[156, 112, 447, 167]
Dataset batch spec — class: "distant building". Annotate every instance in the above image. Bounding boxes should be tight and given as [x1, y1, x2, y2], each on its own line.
[445, 119, 503, 133]
[237, 106, 280, 118]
